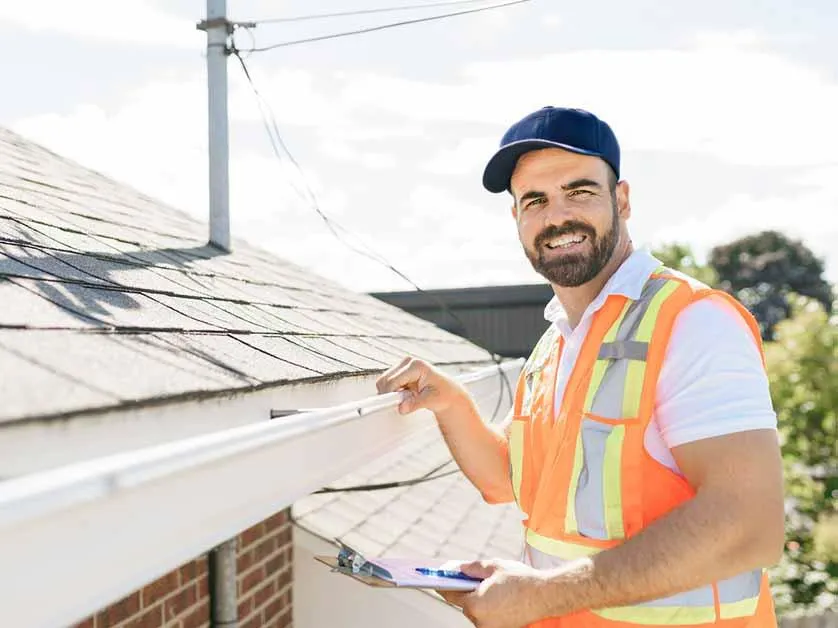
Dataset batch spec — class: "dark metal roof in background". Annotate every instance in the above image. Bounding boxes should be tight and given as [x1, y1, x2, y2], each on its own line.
[372, 283, 554, 359]
[0, 127, 490, 425]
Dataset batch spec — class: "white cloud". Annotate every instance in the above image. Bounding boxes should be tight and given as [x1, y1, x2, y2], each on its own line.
[319, 140, 398, 170]
[338, 40, 838, 168]
[422, 137, 496, 176]
[0, 0, 200, 48]
[542, 13, 562, 28]
[9, 32, 838, 290]
[645, 166, 838, 281]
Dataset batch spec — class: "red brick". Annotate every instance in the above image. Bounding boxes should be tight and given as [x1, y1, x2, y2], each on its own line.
[240, 564, 266, 594]
[276, 608, 292, 628]
[264, 510, 288, 532]
[123, 605, 163, 628]
[179, 561, 199, 584]
[196, 575, 210, 600]
[266, 552, 287, 575]
[72, 618, 95, 628]
[240, 522, 264, 548]
[276, 525, 292, 549]
[275, 568, 292, 592]
[164, 584, 197, 621]
[96, 608, 117, 628]
[237, 548, 256, 573]
[179, 602, 209, 628]
[196, 558, 208, 577]
[264, 594, 288, 623]
[142, 570, 179, 606]
[107, 591, 141, 623]
[252, 536, 277, 563]
[254, 580, 277, 609]
[238, 596, 255, 620]
[240, 615, 261, 628]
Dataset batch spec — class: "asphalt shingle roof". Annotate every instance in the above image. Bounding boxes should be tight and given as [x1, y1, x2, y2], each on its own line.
[293, 424, 524, 562]
[0, 127, 490, 424]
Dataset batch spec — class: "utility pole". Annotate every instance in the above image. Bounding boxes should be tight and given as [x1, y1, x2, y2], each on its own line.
[201, 0, 231, 252]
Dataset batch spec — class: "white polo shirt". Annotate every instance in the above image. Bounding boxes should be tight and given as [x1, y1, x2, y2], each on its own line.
[544, 250, 777, 474]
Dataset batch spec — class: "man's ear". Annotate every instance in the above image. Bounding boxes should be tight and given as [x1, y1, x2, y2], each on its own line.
[616, 180, 631, 220]
[510, 203, 518, 220]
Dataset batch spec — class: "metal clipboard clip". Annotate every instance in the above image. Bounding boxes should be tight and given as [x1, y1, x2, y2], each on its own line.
[334, 539, 392, 580]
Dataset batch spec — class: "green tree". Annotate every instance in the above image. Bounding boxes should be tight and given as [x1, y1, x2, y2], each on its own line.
[652, 243, 718, 286]
[709, 231, 833, 341]
[766, 296, 838, 616]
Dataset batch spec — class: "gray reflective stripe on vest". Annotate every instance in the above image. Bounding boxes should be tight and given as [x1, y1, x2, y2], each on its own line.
[598, 340, 648, 361]
[588, 276, 672, 419]
[573, 276, 677, 540]
[575, 418, 614, 539]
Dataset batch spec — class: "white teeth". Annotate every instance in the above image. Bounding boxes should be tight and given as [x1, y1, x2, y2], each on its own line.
[546, 234, 586, 249]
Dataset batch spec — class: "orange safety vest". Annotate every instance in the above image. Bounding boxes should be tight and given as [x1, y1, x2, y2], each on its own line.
[509, 268, 777, 628]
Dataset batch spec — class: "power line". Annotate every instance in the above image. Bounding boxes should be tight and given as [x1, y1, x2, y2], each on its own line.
[230, 50, 514, 425]
[241, 0, 532, 53]
[249, 0, 504, 25]
[314, 459, 458, 494]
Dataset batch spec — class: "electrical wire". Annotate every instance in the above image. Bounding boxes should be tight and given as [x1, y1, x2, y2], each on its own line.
[249, 0, 505, 24]
[229, 43, 516, 495]
[314, 458, 458, 494]
[232, 48, 513, 414]
[240, 0, 532, 53]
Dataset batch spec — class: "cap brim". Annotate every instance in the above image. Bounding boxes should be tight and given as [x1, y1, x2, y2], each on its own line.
[482, 139, 604, 193]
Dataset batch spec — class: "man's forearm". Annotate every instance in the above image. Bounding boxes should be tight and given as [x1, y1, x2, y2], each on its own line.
[531, 488, 782, 619]
[435, 395, 513, 503]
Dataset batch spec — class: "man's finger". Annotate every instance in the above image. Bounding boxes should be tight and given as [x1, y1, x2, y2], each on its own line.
[399, 385, 438, 414]
[375, 356, 411, 393]
[460, 560, 497, 579]
[382, 361, 426, 395]
[437, 589, 469, 608]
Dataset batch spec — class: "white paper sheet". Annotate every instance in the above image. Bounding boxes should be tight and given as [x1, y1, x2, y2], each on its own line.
[370, 557, 481, 591]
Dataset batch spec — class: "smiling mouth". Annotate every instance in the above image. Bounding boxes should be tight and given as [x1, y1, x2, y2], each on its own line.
[544, 234, 588, 250]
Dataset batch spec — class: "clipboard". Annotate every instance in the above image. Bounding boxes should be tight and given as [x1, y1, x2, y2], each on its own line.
[315, 541, 481, 591]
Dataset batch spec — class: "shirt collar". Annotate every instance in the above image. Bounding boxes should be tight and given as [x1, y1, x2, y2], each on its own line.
[543, 249, 662, 327]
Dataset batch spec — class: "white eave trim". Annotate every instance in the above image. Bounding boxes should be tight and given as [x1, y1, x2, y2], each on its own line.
[0, 359, 521, 628]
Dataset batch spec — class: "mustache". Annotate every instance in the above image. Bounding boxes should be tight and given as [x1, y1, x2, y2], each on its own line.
[533, 222, 596, 249]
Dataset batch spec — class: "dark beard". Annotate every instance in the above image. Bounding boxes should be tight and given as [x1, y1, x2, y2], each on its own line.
[525, 204, 619, 288]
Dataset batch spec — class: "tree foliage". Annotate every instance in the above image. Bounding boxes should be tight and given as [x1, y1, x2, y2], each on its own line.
[766, 297, 838, 616]
[651, 243, 718, 286]
[709, 231, 833, 341]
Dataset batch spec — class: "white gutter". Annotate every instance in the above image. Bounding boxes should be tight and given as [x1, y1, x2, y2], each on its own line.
[0, 360, 521, 628]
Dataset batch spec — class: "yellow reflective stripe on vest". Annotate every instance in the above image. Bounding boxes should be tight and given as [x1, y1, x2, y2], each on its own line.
[718, 569, 762, 618]
[564, 431, 585, 534]
[634, 279, 681, 341]
[509, 420, 525, 505]
[720, 597, 760, 619]
[583, 299, 632, 413]
[622, 359, 646, 417]
[527, 529, 763, 625]
[603, 425, 626, 538]
[526, 528, 601, 559]
[594, 605, 716, 626]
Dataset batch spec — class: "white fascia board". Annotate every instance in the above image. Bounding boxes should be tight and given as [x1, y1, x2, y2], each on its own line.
[0, 360, 521, 628]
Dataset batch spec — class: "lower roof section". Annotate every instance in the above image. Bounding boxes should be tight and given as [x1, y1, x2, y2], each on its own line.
[0, 360, 520, 628]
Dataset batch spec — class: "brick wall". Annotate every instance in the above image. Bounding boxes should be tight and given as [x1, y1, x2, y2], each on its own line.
[236, 510, 293, 628]
[72, 508, 293, 628]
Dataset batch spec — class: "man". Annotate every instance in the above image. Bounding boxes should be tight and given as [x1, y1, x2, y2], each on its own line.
[376, 107, 784, 628]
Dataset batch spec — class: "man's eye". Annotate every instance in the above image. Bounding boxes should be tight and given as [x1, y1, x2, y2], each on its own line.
[569, 189, 594, 198]
[525, 198, 546, 209]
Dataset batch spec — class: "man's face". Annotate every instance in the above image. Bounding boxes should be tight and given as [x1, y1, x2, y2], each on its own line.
[509, 148, 625, 288]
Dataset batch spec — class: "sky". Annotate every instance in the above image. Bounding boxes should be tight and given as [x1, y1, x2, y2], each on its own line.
[1, 0, 837, 292]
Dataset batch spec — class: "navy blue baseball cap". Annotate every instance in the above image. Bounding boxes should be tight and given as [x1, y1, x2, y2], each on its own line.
[482, 106, 620, 193]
